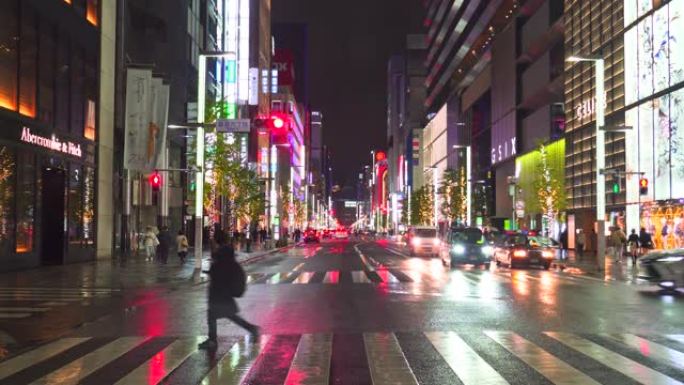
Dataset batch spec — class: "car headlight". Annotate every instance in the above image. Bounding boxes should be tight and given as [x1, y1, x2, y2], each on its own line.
[481, 246, 493, 256]
[542, 250, 555, 259]
[656, 256, 684, 263]
[453, 245, 466, 255]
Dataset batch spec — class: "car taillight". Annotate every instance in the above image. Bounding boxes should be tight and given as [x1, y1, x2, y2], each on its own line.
[513, 250, 527, 258]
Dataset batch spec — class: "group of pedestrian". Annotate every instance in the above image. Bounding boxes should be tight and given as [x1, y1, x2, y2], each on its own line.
[142, 226, 189, 264]
[609, 226, 653, 264]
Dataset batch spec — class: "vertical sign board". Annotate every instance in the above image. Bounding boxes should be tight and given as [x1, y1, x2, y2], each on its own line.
[124, 69, 152, 171]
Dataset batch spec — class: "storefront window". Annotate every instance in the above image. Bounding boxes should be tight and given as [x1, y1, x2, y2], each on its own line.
[19, 3, 37, 118]
[16, 153, 35, 253]
[0, 146, 16, 255]
[83, 167, 94, 245]
[68, 165, 83, 245]
[86, 0, 98, 26]
[39, 22, 56, 125]
[0, 0, 18, 112]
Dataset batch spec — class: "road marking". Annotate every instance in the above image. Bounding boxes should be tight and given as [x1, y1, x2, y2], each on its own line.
[201, 335, 270, 385]
[0, 313, 32, 319]
[353, 244, 376, 272]
[545, 332, 684, 385]
[386, 248, 408, 258]
[0, 307, 49, 312]
[425, 331, 508, 385]
[323, 271, 339, 284]
[30, 336, 146, 385]
[0, 293, 106, 299]
[604, 334, 684, 370]
[284, 334, 332, 385]
[0, 338, 90, 380]
[485, 331, 599, 385]
[293, 272, 315, 284]
[351, 271, 371, 283]
[364, 333, 418, 385]
[666, 335, 684, 345]
[114, 337, 200, 385]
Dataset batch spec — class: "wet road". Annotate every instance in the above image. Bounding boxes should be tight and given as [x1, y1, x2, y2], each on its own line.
[1, 238, 684, 384]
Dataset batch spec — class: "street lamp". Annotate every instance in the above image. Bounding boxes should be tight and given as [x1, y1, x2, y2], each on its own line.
[453, 144, 471, 226]
[566, 53, 605, 270]
[195, 51, 235, 270]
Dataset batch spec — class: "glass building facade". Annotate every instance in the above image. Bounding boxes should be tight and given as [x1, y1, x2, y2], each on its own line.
[0, 0, 99, 270]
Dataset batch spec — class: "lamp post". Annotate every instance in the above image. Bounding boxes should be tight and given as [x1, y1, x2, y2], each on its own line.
[195, 51, 235, 270]
[567, 54, 605, 270]
[453, 144, 472, 226]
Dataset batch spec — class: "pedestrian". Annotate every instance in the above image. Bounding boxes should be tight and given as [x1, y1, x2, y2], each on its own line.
[627, 229, 640, 265]
[576, 229, 585, 259]
[639, 227, 654, 256]
[559, 229, 568, 260]
[294, 228, 302, 243]
[176, 230, 189, 264]
[144, 226, 159, 261]
[609, 226, 627, 263]
[157, 226, 171, 264]
[198, 238, 259, 350]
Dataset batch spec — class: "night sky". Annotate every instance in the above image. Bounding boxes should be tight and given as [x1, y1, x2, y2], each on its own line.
[272, 1, 425, 188]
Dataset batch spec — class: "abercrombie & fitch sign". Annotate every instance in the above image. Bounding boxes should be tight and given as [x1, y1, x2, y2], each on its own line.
[20, 126, 82, 158]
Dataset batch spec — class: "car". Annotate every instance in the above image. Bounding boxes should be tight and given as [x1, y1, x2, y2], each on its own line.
[638, 249, 684, 291]
[334, 229, 349, 239]
[440, 227, 492, 268]
[321, 229, 332, 239]
[303, 230, 320, 243]
[407, 226, 441, 257]
[493, 233, 557, 269]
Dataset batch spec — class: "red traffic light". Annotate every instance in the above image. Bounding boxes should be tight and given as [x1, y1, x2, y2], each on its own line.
[149, 171, 162, 192]
[375, 151, 386, 161]
[272, 117, 285, 129]
[639, 178, 648, 195]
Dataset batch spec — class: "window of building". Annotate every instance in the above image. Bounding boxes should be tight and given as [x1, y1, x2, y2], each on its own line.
[68, 164, 83, 245]
[0, 146, 16, 256]
[15, 153, 35, 253]
[56, 32, 70, 132]
[39, 22, 56, 125]
[19, 3, 37, 118]
[71, 48, 84, 135]
[0, 0, 18, 112]
[86, 0, 98, 26]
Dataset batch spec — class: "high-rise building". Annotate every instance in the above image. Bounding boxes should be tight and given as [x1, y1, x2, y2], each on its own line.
[0, 0, 114, 270]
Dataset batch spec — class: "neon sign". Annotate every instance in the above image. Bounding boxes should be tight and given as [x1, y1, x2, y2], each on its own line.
[20, 127, 82, 157]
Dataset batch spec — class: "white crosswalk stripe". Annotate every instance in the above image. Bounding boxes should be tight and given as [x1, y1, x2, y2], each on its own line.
[30, 336, 146, 385]
[3, 331, 684, 385]
[0, 287, 118, 319]
[426, 331, 508, 385]
[114, 337, 201, 385]
[485, 331, 599, 385]
[201, 335, 270, 384]
[545, 332, 684, 385]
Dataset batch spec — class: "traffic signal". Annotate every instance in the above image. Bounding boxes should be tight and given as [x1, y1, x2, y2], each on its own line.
[612, 182, 620, 194]
[149, 171, 162, 192]
[253, 115, 288, 131]
[639, 178, 648, 195]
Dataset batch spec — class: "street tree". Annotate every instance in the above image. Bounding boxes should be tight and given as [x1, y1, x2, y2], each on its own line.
[534, 142, 565, 235]
[438, 168, 467, 225]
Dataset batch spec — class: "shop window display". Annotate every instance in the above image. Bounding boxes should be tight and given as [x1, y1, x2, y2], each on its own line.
[16, 153, 35, 253]
[0, 146, 16, 255]
[68, 165, 84, 245]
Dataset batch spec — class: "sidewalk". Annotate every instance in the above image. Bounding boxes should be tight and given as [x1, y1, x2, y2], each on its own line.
[551, 250, 641, 282]
[0, 243, 291, 291]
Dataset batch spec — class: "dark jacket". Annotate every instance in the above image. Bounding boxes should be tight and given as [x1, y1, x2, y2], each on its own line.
[639, 231, 653, 249]
[207, 246, 244, 313]
[158, 230, 172, 249]
[628, 233, 640, 246]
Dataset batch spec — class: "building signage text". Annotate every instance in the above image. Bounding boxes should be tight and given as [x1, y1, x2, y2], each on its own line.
[491, 137, 516, 164]
[20, 126, 82, 157]
[574, 92, 607, 120]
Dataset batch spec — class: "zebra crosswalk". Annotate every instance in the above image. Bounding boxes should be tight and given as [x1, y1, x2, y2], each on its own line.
[1, 331, 683, 385]
[0, 287, 119, 320]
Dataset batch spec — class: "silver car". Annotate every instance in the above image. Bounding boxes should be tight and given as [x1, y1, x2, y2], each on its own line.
[638, 249, 684, 291]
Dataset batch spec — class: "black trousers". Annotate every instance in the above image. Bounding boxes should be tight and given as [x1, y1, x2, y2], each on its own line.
[207, 303, 255, 340]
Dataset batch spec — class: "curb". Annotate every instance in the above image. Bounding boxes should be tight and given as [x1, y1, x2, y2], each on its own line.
[237, 245, 294, 266]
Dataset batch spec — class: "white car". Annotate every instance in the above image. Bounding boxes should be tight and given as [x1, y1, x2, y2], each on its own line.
[334, 229, 349, 239]
[638, 249, 684, 291]
[407, 226, 441, 257]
